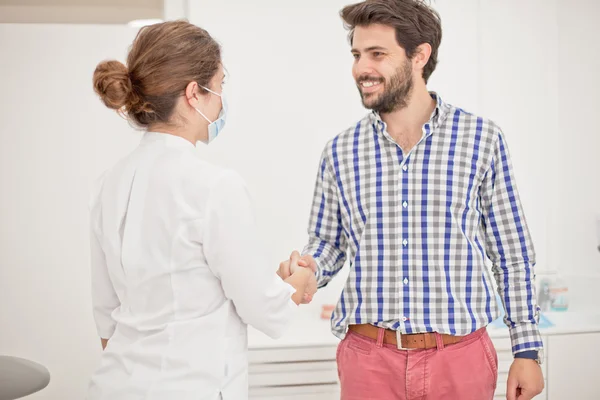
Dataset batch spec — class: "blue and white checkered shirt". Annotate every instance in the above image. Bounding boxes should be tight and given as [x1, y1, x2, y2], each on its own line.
[303, 93, 542, 355]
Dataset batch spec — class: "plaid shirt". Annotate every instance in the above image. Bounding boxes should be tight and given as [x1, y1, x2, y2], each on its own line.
[303, 93, 542, 355]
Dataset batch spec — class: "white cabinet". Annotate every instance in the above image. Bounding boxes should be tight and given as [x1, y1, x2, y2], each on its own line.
[546, 333, 600, 400]
[249, 385, 340, 400]
[248, 345, 339, 400]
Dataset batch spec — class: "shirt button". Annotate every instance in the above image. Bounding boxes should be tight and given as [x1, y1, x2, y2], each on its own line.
[402, 316, 408, 322]
[402, 165, 408, 172]
[403, 278, 409, 285]
[402, 239, 408, 246]
[402, 201, 408, 208]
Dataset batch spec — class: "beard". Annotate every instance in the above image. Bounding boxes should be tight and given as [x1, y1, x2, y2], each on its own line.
[357, 60, 414, 114]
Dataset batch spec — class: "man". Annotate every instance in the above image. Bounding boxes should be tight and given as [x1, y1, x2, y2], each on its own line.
[280, 1, 545, 399]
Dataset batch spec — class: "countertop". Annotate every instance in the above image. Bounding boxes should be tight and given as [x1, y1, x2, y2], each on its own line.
[248, 310, 600, 350]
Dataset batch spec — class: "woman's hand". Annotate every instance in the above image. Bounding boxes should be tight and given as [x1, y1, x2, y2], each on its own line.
[281, 251, 318, 304]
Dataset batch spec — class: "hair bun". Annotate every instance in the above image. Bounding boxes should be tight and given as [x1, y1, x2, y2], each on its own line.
[93, 60, 133, 111]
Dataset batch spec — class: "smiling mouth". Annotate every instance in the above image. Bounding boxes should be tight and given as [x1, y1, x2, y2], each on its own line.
[360, 80, 382, 88]
[358, 79, 383, 98]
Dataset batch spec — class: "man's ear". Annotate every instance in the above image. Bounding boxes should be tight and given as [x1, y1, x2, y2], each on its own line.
[413, 43, 432, 74]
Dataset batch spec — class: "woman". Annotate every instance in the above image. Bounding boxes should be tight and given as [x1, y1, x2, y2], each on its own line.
[88, 20, 316, 399]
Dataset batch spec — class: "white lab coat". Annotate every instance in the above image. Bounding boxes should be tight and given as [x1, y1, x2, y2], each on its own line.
[87, 132, 297, 400]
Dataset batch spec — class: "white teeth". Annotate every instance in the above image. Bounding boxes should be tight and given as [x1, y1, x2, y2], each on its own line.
[361, 81, 380, 88]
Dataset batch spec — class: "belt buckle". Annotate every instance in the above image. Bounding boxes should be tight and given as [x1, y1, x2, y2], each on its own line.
[396, 330, 412, 350]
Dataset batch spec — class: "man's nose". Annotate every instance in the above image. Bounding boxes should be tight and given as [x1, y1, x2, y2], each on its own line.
[354, 60, 376, 79]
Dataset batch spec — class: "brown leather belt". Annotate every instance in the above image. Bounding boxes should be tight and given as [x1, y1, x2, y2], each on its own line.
[348, 324, 469, 350]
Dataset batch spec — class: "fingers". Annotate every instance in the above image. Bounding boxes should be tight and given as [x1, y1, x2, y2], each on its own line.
[303, 274, 317, 304]
[280, 251, 317, 283]
[302, 292, 313, 304]
[519, 391, 532, 400]
[277, 250, 316, 280]
[507, 359, 544, 400]
[506, 378, 518, 400]
[300, 255, 318, 272]
[289, 251, 301, 274]
[301, 272, 318, 304]
[284, 267, 310, 305]
[519, 385, 542, 400]
[278, 259, 291, 279]
[307, 272, 317, 295]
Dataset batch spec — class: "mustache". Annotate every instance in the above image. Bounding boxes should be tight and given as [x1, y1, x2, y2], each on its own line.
[356, 75, 384, 84]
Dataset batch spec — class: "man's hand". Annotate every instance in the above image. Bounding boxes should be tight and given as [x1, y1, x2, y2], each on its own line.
[278, 251, 318, 303]
[278, 252, 318, 278]
[506, 358, 544, 400]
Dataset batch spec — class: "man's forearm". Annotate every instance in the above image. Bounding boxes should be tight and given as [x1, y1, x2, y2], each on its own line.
[494, 258, 543, 356]
[500, 267, 543, 355]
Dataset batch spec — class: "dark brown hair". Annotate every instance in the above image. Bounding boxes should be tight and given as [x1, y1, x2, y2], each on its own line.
[340, 0, 442, 83]
[93, 20, 221, 128]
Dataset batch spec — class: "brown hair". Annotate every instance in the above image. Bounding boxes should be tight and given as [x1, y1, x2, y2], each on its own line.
[93, 20, 221, 128]
[340, 0, 442, 83]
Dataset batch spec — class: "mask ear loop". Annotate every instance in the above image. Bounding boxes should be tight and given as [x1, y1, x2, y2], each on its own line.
[200, 86, 222, 97]
[194, 84, 222, 123]
[194, 106, 212, 124]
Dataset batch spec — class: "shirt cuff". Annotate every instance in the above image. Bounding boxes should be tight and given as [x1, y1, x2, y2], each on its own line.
[96, 323, 116, 340]
[281, 280, 301, 328]
[313, 257, 322, 280]
[509, 322, 544, 355]
[301, 250, 323, 283]
[280, 279, 300, 305]
[514, 350, 539, 360]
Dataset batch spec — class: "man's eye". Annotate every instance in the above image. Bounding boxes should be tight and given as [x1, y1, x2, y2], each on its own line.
[352, 53, 360, 60]
[373, 52, 383, 57]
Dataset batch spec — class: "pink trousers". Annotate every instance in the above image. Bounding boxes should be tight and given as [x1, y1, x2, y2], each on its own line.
[337, 327, 498, 400]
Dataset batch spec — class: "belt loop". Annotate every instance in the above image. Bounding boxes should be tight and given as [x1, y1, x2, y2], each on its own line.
[376, 328, 385, 348]
[435, 332, 445, 351]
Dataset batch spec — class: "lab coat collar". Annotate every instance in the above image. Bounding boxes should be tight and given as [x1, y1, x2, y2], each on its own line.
[142, 131, 196, 149]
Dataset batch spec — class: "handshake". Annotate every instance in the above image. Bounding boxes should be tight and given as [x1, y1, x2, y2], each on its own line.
[277, 251, 318, 305]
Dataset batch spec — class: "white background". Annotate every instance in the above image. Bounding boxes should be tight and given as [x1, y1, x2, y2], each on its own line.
[0, 0, 599, 398]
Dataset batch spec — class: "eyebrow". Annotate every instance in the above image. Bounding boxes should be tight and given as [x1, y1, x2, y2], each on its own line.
[351, 46, 388, 53]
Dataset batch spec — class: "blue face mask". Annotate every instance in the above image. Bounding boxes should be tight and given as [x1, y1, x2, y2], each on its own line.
[194, 86, 227, 144]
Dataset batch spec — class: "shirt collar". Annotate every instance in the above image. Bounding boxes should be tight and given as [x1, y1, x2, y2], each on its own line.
[369, 92, 449, 134]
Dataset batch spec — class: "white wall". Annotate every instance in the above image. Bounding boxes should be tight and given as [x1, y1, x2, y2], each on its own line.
[478, 0, 560, 276]
[554, 0, 600, 277]
[0, 1, 599, 398]
[477, 0, 600, 281]
[0, 24, 140, 399]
